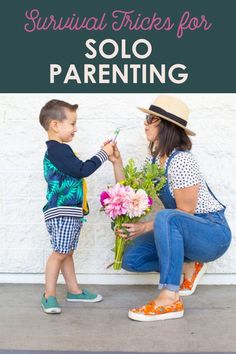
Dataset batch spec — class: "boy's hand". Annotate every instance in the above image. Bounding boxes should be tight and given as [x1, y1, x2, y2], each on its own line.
[103, 141, 121, 163]
[102, 142, 114, 157]
[102, 141, 121, 162]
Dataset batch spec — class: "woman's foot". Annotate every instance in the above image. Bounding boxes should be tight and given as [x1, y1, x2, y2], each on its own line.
[179, 262, 207, 296]
[128, 290, 184, 321]
[183, 262, 196, 279]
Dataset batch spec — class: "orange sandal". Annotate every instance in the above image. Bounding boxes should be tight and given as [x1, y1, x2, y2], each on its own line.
[179, 262, 207, 296]
[128, 299, 184, 321]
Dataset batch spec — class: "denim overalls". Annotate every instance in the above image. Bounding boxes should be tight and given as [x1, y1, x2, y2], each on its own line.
[122, 151, 232, 291]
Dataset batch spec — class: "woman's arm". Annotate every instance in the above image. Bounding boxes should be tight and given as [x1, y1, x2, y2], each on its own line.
[112, 159, 125, 182]
[174, 184, 200, 214]
[109, 143, 125, 182]
[168, 152, 201, 214]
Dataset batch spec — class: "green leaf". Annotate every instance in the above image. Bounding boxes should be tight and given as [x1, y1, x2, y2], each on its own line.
[122, 158, 166, 198]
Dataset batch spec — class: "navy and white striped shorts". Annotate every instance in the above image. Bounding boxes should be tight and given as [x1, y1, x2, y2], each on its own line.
[46, 216, 83, 254]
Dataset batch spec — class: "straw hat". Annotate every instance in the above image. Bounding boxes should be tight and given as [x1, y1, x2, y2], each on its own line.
[137, 95, 195, 136]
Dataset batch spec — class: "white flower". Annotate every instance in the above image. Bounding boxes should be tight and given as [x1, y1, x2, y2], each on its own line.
[126, 189, 149, 218]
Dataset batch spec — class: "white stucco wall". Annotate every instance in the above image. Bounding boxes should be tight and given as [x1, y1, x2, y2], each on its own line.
[0, 93, 235, 284]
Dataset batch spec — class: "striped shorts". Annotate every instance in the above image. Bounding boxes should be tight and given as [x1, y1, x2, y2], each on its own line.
[46, 216, 83, 254]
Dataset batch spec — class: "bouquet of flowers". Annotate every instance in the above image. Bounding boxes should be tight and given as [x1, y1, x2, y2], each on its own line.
[100, 159, 166, 270]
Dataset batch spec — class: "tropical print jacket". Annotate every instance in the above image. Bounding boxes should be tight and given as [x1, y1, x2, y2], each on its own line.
[43, 140, 108, 221]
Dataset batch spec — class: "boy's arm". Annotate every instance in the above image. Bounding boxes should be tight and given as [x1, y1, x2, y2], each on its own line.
[48, 143, 108, 179]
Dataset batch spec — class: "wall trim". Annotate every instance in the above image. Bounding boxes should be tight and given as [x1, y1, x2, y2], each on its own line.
[1, 273, 236, 285]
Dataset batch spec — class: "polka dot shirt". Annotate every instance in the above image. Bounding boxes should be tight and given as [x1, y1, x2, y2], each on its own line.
[145, 150, 224, 214]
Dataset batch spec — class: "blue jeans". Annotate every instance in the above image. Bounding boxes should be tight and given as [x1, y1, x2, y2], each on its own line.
[122, 209, 231, 291]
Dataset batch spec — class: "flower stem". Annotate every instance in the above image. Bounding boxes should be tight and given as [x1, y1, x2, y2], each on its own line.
[113, 236, 125, 270]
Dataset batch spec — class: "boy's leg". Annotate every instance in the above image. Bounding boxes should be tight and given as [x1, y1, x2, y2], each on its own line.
[60, 217, 83, 293]
[45, 251, 69, 298]
[45, 216, 82, 297]
[42, 216, 83, 313]
[61, 228, 103, 303]
[61, 251, 103, 303]
[60, 251, 82, 294]
[42, 251, 69, 314]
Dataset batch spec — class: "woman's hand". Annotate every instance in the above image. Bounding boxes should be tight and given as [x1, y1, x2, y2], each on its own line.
[108, 142, 121, 163]
[116, 222, 147, 240]
[102, 141, 121, 163]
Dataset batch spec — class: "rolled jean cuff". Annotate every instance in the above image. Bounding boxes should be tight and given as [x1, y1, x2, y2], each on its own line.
[158, 283, 179, 292]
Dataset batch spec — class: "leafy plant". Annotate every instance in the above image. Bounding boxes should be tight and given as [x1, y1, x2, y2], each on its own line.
[122, 159, 166, 199]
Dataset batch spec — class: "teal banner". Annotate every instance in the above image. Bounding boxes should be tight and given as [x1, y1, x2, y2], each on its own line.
[0, 0, 235, 92]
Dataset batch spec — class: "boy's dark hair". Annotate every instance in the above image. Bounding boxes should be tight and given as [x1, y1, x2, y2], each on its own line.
[39, 99, 78, 131]
[150, 119, 192, 158]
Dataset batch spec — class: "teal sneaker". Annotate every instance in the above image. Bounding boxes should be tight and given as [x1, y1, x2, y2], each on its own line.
[66, 288, 103, 303]
[41, 294, 61, 314]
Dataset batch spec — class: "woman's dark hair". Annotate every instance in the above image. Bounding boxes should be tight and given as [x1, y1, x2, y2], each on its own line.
[150, 119, 192, 158]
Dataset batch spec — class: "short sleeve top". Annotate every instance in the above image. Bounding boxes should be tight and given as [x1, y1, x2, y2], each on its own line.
[145, 150, 224, 214]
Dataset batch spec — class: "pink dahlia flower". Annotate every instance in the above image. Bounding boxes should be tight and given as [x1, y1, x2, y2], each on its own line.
[100, 191, 110, 207]
[102, 183, 132, 219]
[126, 189, 149, 218]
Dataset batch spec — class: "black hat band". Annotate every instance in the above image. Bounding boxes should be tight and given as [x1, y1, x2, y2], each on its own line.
[149, 105, 187, 127]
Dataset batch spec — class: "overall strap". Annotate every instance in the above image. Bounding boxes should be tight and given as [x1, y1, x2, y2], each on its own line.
[206, 183, 226, 209]
[151, 156, 156, 165]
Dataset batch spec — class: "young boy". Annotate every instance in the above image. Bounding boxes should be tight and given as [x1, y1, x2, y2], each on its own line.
[39, 99, 113, 314]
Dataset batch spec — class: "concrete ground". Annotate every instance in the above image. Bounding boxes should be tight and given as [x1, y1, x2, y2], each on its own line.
[0, 284, 236, 352]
